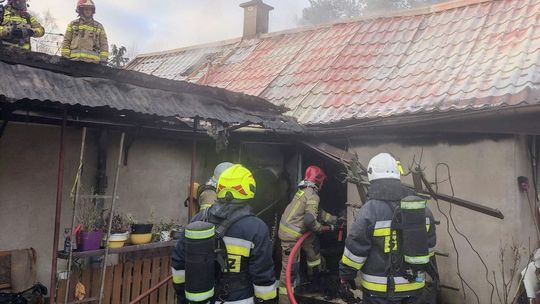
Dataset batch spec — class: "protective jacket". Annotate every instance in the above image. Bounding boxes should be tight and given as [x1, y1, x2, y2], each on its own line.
[339, 179, 436, 298]
[198, 185, 218, 211]
[172, 203, 277, 304]
[61, 17, 108, 63]
[0, 5, 44, 50]
[278, 185, 323, 242]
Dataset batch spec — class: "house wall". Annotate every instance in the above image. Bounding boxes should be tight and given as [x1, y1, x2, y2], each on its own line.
[347, 135, 538, 304]
[0, 123, 212, 292]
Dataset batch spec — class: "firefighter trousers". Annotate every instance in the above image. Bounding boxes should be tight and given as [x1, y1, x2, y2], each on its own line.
[363, 292, 421, 304]
[278, 234, 320, 304]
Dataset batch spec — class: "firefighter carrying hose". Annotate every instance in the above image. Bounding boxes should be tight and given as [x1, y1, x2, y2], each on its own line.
[338, 153, 437, 304]
[61, 0, 108, 64]
[0, 0, 44, 50]
[278, 165, 335, 304]
[172, 164, 277, 304]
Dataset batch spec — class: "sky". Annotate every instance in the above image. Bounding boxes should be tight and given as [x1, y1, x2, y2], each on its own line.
[28, 0, 310, 57]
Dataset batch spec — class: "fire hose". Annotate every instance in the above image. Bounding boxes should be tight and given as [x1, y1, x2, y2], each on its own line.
[285, 223, 345, 304]
[285, 231, 312, 304]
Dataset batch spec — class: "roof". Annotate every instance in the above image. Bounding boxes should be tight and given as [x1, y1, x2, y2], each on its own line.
[0, 48, 302, 133]
[127, 0, 540, 127]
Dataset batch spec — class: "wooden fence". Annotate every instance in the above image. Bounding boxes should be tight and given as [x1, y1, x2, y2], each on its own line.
[57, 255, 174, 304]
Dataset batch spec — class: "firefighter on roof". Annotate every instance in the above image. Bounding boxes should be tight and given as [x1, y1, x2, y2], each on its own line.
[61, 0, 108, 64]
[172, 164, 277, 304]
[339, 153, 437, 304]
[0, 0, 44, 50]
[278, 165, 335, 304]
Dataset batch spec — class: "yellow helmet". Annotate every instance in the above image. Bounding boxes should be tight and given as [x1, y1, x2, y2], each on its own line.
[216, 164, 256, 202]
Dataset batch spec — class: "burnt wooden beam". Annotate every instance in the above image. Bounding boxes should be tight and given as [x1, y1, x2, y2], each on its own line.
[405, 170, 504, 219]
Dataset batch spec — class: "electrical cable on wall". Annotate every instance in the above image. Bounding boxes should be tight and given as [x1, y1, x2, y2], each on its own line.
[431, 182, 476, 303]
[409, 152, 474, 302]
[434, 163, 495, 304]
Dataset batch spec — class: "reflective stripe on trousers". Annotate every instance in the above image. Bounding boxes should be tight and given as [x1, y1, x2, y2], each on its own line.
[361, 273, 425, 293]
[68, 50, 101, 61]
[215, 297, 255, 304]
[1, 41, 30, 50]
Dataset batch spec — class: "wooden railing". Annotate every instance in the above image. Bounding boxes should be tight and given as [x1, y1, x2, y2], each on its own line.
[57, 255, 175, 304]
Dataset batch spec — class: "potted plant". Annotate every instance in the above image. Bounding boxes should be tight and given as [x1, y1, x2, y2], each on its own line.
[128, 214, 154, 245]
[76, 201, 104, 251]
[106, 213, 130, 248]
[153, 218, 181, 242]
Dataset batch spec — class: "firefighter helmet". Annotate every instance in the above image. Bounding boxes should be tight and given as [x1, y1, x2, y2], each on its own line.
[367, 153, 400, 181]
[207, 162, 234, 187]
[304, 165, 326, 188]
[216, 164, 256, 202]
[76, 0, 96, 14]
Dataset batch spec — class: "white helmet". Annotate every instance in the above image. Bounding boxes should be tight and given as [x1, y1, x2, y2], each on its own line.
[367, 153, 400, 182]
[207, 162, 234, 187]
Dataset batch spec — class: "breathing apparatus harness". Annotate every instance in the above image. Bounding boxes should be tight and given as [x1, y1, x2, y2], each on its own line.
[184, 205, 255, 304]
[384, 195, 437, 298]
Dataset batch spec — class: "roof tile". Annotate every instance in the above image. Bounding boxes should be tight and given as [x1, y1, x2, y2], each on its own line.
[127, 0, 540, 125]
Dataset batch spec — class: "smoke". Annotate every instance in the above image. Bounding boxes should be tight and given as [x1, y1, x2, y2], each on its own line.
[26, 0, 448, 55]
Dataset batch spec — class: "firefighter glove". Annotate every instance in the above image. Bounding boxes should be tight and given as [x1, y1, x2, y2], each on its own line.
[321, 224, 336, 232]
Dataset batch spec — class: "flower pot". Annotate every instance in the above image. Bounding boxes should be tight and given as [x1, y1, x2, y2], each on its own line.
[108, 232, 129, 248]
[131, 223, 153, 234]
[78, 231, 103, 251]
[130, 233, 152, 245]
[160, 231, 171, 242]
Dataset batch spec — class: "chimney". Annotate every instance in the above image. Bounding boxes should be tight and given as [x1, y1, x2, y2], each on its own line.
[240, 0, 274, 39]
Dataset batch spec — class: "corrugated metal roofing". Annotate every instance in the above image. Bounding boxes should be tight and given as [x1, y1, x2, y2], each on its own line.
[127, 0, 540, 126]
[0, 49, 302, 132]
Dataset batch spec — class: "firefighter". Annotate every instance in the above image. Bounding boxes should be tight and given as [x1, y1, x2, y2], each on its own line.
[198, 162, 234, 211]
[172, 164, 277, 304]
[278, 165, 335, 304]
[61, 0, 108, 64]
[0, 0, 44, 50]
[338, 153, 437, 304]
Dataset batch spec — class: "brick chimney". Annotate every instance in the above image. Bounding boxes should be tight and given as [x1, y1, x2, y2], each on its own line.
[240, 0, 274, 39]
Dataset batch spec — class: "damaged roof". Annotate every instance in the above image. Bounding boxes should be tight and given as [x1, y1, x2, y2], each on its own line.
[0, 48, 302, 132]
[127, 0, 540, 126]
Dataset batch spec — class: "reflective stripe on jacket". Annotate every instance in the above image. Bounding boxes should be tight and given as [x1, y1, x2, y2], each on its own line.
[61, 18, 108, 63]
[278, 186, 322, 241]
[0, 6, 44, 50]
[172, 204, 277, 303]
[339, 198, 437, 296]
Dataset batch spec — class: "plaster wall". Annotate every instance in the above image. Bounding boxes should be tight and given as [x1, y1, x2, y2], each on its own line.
[347, 135, 537, 304]
[0, 123, 208, 292]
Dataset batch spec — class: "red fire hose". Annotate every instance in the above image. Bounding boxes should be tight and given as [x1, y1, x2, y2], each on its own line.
[285, 232, 312, 304]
